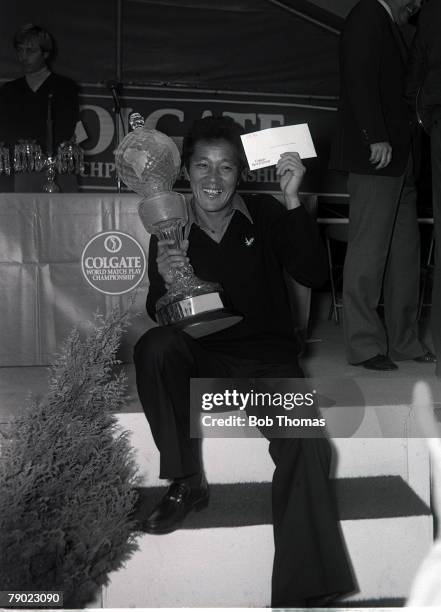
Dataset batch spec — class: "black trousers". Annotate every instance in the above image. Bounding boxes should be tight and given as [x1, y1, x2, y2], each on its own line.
[431, 120, 441, 376]
[134, 326, 354, 606]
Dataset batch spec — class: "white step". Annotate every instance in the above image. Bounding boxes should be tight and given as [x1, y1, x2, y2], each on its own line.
[103, 515, 432, 607]
[106, 400, 433, 607]
[116, 410, 430, 503]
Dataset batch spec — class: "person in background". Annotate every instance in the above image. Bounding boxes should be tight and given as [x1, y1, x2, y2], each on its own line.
[134, 116, 354, 607]
[406, 0, 441, 378]
[0, 23, 81, 192]
[330, 0, 435, 370]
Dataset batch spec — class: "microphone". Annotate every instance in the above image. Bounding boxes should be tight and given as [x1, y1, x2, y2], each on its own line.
[106, 80, 123, 112]
[106, 80, 122, 92]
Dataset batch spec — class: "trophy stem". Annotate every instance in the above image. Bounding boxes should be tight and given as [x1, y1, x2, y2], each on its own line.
[155, 221, 198, 290]
[42, 156, 60, 193]
[155, 218, 185, 248]
[154, 218, 223, 324]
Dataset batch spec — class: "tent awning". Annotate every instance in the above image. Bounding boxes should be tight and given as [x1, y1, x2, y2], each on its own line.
[0, 0, 343, 96]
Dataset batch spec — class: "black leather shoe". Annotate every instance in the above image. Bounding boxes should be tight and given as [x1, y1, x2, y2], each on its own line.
[414, 351, 437, 364]
[144, 478, 209, 535]
[359, 354, 398, 371]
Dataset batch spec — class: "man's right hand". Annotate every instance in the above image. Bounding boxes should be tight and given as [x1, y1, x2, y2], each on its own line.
[369, 142, 392, 169]
[157, 238, 189, 287]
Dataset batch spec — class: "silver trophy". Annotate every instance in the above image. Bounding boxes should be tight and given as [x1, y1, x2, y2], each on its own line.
[0, 142, 11, 175]
[115, 113, 242, 338]
[42, 138, 84, 193]
[13, 140, 45, 173]
[11, 138, 83, 193]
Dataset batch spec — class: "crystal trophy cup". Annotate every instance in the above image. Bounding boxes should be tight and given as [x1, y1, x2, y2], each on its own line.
[115, 113, 242, 338]
[0, 142, 11, 176]
[10, 139, 84, 193]
[42, 139, 84, 193]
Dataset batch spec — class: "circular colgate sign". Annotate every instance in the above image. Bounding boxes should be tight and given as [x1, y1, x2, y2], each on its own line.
[81, 231, 146, 295]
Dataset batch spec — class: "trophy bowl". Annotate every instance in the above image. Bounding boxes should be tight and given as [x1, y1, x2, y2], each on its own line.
[115, 114, 242, 338]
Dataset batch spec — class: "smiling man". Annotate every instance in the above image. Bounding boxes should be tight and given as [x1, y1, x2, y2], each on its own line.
[330, 0, 435, 370]
[134, 116, 354, 607]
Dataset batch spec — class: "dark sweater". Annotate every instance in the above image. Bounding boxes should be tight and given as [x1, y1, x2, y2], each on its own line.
[0, 73, 79, 151]
[146, 194, 328, 363]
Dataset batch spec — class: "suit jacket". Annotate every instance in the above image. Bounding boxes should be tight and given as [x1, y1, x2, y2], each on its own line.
[406, 0, 441, 129]
[330, 0, 413, 176]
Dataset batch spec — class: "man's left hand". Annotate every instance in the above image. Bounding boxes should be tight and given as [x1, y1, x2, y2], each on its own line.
[276, 152, 305, 209]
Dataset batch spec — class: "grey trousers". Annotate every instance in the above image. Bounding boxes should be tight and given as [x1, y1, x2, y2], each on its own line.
[343, 159, 423, 364]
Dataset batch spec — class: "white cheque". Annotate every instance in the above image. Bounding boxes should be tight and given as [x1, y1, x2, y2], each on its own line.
[240, 123, 317, 170]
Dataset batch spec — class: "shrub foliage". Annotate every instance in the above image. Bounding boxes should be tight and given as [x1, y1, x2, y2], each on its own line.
[0, 310, 139, 607]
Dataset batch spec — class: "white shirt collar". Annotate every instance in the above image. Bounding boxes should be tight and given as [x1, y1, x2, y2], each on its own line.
[377, 0, 395, 21]
[184, 192, 253, 240]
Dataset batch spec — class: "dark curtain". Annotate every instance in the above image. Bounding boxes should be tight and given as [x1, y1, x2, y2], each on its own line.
[122, 0, 342, 95]
[0, 0, 343, 96]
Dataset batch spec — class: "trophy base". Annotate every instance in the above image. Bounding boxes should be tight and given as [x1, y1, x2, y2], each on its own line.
[42, 182, 61, 193]
[157, 292, 242, 338]
[172, 309, 243, 338]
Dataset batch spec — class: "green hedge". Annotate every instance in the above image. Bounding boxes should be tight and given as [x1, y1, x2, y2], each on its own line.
[0, 310, 140, 608]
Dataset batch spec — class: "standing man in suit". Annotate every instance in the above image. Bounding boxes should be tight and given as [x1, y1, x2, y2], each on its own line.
[330, 0, 435, 370]
[406, 0, 441, 378]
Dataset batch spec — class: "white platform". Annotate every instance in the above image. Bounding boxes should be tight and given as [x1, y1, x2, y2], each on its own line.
[104, 516, 432, 607]
[99, 408, 434, 607]
[116, 409, 431, 504]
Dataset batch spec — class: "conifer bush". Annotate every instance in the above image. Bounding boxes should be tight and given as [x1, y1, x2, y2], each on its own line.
[0, 310, 140, 608]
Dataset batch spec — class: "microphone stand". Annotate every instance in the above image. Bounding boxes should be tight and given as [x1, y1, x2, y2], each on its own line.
[109, 82, 124, 193]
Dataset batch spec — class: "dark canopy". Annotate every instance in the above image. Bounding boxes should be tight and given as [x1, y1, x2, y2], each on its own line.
[1, 0, 343, 96]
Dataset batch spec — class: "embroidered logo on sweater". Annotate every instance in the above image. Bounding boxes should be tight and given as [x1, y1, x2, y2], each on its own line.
[244, 236, 255, 247]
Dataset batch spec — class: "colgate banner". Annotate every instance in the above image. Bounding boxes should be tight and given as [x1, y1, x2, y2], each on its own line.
[78, 85, 344, 198]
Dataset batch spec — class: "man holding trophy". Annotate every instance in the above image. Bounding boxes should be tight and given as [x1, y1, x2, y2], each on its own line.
[116, 116, 354, 607]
